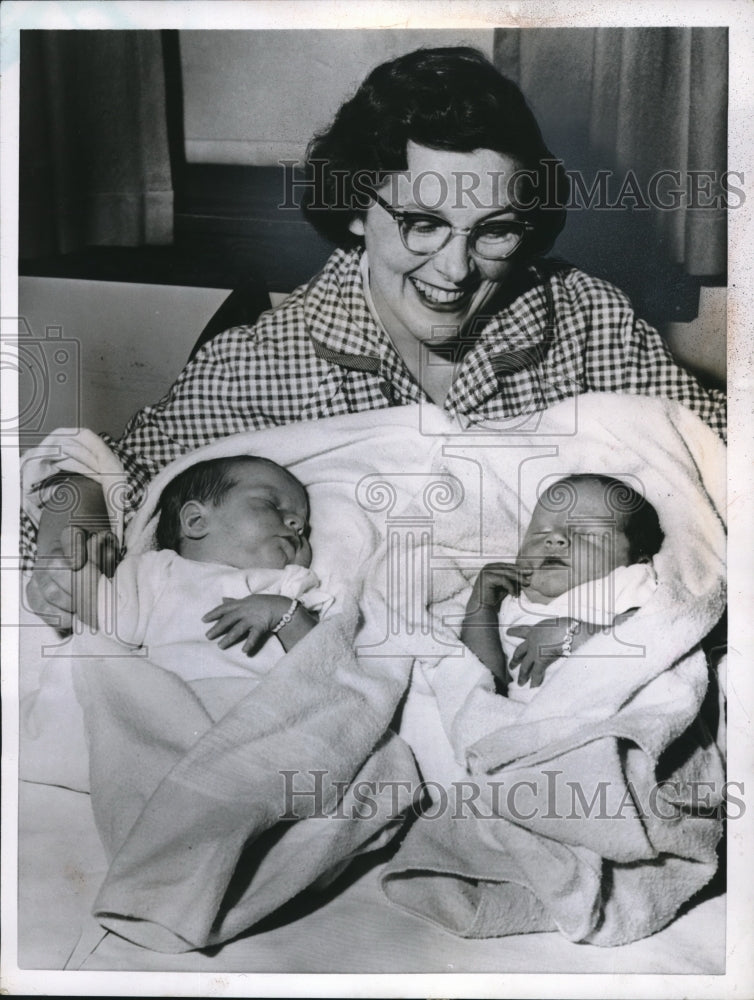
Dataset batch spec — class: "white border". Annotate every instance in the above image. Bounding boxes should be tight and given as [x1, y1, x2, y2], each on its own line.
[2, 2, 752, 997]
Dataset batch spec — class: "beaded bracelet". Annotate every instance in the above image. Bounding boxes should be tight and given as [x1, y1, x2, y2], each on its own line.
[270, 598, 300, 634]
[561, 619, 579, 657]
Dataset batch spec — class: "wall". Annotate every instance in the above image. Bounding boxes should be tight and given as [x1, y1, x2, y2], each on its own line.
[18, 278, 230, 444]
[180, 29, 495, 165]
[665, 285, 726, 388]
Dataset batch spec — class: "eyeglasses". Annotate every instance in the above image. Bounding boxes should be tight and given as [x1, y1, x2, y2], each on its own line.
[372, 193, 532, 261]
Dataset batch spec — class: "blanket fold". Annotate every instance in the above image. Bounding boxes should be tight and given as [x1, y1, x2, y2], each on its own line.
[76, 605, 418, 951]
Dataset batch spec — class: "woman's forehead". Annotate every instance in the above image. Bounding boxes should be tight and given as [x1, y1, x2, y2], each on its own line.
[383, 141, 522, 216]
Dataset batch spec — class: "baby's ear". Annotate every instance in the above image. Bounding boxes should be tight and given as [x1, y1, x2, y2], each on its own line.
[180, 500, 210, 539]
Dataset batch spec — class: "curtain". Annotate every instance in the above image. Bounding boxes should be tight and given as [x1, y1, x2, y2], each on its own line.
[494, 27, 727, 321]
[20, 30, 173, 258]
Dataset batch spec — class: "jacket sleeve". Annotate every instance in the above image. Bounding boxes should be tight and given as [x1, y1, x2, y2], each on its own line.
[577, 274, 726, 442]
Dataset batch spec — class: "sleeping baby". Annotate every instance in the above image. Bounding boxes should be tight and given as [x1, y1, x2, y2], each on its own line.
[460, 474, 664, 700]
[89, 454, 332, 687]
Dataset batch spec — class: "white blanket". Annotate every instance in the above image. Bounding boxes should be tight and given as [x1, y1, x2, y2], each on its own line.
[20, 392, 725, 951]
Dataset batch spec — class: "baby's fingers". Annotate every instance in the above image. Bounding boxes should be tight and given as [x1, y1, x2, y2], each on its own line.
[202, 598, 239, 623]
[204, 610, 244, 639]
[214, 618, 252, 649]
[516, 653, 536, 685]
[508, 638, 531, 677]
[242, 627, 266, 656]
[528, 660, 548, 688]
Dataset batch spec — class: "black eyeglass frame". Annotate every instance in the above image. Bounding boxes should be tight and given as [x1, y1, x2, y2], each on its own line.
[371, 192, 534, 261]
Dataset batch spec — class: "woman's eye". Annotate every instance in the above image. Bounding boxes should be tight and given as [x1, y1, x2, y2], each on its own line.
[406, 216, 444, 235]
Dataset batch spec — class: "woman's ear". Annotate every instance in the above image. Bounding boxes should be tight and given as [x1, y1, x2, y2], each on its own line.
[348, 214, 366, 237]
[180, 500, 210, 540]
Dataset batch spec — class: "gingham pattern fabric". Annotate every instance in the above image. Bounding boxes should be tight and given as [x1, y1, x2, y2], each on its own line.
[21, 247, 725, 564]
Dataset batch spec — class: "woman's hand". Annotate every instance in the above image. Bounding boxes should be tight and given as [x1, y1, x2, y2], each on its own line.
[203, 594, 316, 654]
[507, 617, 581, 688]
[27, 527, 119, 632]
[26, 475, 118, 631]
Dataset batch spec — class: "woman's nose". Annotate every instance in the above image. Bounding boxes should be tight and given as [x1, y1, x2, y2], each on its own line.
[432, 232, 476, 284]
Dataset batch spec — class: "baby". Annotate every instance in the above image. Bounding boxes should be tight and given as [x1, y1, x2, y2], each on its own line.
[461, 474, 664, 701]
[92, 455, 332, 689]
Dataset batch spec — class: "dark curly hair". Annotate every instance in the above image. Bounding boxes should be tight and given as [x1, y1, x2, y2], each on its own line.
[155, 455, 274, 552]
[544, 474, 665, 564]
[301, 46, 568, 257]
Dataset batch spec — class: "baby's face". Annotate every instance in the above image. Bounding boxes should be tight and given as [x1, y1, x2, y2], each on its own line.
[517, 478, 632, 601]
[204, 461, 312, 570]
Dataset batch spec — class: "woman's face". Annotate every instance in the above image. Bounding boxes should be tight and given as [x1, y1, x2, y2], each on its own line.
[350, 142, 524, 354]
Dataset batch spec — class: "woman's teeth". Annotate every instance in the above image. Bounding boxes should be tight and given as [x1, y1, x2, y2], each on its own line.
[411, 277, 467, 305]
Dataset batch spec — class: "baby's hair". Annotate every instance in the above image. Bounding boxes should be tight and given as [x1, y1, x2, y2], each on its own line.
[546, 474, 664, 563]
[155, 455, 275, 552]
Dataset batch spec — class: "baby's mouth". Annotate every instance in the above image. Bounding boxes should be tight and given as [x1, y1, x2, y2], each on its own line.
[539, 556, 569, 568]
[277, 535, 299, 559]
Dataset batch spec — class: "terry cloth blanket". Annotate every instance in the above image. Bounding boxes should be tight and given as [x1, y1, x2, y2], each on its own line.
[20, 408, 447, 953]
[20, 393, 725, 953]
[380, 397, 727, 947]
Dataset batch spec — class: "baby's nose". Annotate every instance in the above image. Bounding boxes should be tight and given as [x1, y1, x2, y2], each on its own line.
[544, 531, 568, 548]
[284, 511, 305, 533]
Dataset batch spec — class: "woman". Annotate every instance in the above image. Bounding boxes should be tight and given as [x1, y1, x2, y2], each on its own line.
[26, 46, 725, 627]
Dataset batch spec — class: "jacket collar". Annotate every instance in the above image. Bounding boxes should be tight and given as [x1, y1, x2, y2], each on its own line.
[304, 248, 386, 371]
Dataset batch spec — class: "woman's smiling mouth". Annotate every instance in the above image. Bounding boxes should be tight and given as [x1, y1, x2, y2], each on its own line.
[410, 276, 473, 309]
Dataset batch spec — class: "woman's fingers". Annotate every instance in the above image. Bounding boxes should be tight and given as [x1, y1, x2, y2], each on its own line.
[26, 533, 82, 626]
[26, 572, 74, 629]
[72, 560, 102, 629]
[86, 531, 120, 578]
[60, 525, 89, 571]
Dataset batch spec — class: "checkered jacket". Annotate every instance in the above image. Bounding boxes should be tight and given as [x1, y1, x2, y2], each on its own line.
[21, 247, 725, 562]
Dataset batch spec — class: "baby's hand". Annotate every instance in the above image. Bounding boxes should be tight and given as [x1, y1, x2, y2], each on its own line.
[507, 617, 580, 688]
[467, 562, 531, 613]
[202, 594, 294, 655]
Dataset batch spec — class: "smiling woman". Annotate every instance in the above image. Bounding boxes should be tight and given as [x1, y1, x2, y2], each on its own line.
[347, 145, 526, 401]
[25, 45, 726, 629]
